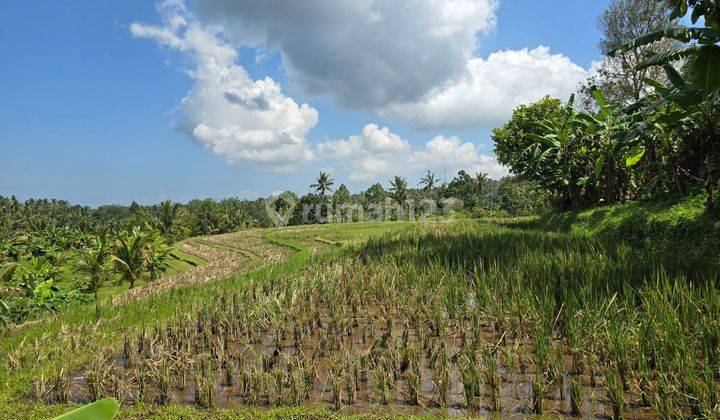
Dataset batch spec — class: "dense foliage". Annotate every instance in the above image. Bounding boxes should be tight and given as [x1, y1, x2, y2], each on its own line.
[493, 0, 720, 211]
[0, 196, 270, 326]
[0, 175, 545, 327]
[284, 172, 548, 225]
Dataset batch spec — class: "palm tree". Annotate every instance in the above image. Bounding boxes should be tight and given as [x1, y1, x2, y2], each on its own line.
[111, 230, 145, 289]
[145, 234, 171, 280]
[159, 199, 180, 237]
[389, 176, 409, 204]
[419, 171, 437, 191]
[77, 250, 106, 299]
[310, 172, 335, 196]
[474, 172, 489, 196]
[76, 235, 110, 298]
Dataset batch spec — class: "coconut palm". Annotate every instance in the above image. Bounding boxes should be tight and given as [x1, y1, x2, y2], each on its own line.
[159, 199, 180, 237]
[311, 172, 335, 196]
[145, 234, 171, 280]
[474, 172, 489, 196]
[111, 230, 146, 289]
[76, 235, 110, 298]
[77, 250, 106, 298]
[389, 176, 409, 204]
[419, 171, 437, 191]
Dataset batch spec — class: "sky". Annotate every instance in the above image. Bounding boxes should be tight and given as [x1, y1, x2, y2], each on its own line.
[0, 0, 611, 207]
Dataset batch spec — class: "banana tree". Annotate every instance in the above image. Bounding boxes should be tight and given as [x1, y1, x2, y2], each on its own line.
[524, 95, 596, 209]
[639, 63, 720, 208]
[53, 398, 119, 420]
[612, 0, 720, 209]
[575, 89, 633, 203]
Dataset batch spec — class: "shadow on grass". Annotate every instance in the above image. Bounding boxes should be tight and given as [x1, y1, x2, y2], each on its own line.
[350, 222, 719, 290]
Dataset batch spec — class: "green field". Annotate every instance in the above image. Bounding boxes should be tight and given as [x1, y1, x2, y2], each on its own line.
[2, 207, 719, 419]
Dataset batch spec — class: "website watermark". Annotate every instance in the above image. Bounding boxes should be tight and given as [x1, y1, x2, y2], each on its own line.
[264, 194, 464, 227]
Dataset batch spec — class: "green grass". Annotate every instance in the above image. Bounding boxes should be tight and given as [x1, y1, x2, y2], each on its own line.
[0, 222, 410, 419]
[2, 208, 719, 418]
[498, 194, 720, 273]
[168, 244, 205, 270]
[25, 403, 440, 419]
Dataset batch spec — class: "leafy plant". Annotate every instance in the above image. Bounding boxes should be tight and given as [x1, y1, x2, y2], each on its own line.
[111, 230, 146, 289]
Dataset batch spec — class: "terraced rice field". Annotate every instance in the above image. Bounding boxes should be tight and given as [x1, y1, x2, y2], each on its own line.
[2, 220, 719, 419]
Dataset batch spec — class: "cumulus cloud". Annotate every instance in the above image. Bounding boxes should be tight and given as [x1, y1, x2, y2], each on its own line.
[133, 0, 587, 180]
[188, 1, 588, 131]
[131, 0, 318, 169]
[382, 46, 588, 130]
[317, 124, 506, 181]
[191, 0, 499, 108]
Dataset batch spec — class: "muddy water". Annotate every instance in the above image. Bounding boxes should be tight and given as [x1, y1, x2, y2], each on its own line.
[50, 318, 660, 419]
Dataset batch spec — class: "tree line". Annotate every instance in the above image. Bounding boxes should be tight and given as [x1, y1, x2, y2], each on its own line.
[276, 171, 548, 225]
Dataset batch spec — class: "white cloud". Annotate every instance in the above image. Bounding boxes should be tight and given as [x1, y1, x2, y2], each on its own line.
[383, 46, 588, 130]
[132, 1, 587, 181]
[188, 2, 588, 131]
[317, 124, 506, 181]
[191, 0, 499, 108]
[131, 0, 318, 169]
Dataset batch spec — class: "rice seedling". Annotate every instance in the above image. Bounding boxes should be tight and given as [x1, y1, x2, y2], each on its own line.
[569, 377, 582, 416]
[289, 369, 304, 406]
[85, 358, 106, 403]
[604, 367, 625, 420]
[109, 369, 125, 402]
[637, 356, 652, 407]
[249, 367, 263, 405]
[52, 367, 70, 404]
[432, 355, 450, 409]
[123, 335, 134, 369]
[32, 375, 48, 404]
[372, 364, 392, 405]
[156, 357, 173, 404]
[351, 359, 361, 391]
[329, 371, 342, 410]
[271, 368, 284, 405]
[236, 367, 248, 400]
[135, 363, 147, 404]
[344, 369, 356, 405]
[532, 372, 545, 415]
[650, 373, 675, 419]
[483, 350, 502, 412]
[405, 368, 420, 406]
[457, 354, 480, 409]
[302, 364, 316, 399]
[551, 343, 565, 401]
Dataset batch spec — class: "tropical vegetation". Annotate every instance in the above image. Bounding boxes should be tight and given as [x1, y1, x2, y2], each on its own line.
[2, 1, 720, 419]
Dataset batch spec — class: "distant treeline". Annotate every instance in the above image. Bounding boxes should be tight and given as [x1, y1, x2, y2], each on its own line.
[0, 173, 548, 238]
[0, 196, 273, 240]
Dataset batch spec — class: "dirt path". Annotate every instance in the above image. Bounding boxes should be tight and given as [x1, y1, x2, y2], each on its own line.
[108, 229, 291, 306]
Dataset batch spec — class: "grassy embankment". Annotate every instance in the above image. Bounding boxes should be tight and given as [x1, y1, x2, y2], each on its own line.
[2, 199, 719, 419]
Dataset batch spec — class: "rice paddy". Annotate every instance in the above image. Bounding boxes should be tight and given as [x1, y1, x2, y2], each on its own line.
[2, 218, 719, 419]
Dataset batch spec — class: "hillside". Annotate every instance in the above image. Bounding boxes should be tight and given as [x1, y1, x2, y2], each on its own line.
[2, 202, 719, 418]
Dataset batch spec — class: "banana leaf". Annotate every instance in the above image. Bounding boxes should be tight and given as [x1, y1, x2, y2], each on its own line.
[611, 27, 720, 56]
[53, 398, 119, 420]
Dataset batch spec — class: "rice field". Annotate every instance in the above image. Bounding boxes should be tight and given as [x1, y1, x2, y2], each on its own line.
[2, 219, 719, 419]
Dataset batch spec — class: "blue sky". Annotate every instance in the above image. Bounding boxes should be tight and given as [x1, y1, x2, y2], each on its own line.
[1, 0, 610, 206]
